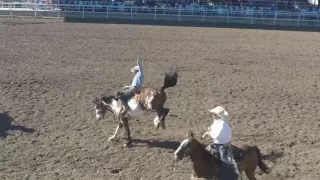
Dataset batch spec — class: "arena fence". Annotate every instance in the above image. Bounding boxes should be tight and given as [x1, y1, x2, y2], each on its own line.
[0, 3, 320, 29]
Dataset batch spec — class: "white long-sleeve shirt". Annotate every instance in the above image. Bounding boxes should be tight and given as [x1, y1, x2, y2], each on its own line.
[131, 62, 144, 89]
[209, 118, 232, 144]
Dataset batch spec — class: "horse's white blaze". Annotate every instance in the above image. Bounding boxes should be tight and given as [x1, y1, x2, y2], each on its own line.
[153, 115, 160, 127]
[147, 93, 154, 110]
[174, 139, 190, 160]
[102, 101, 108, 106]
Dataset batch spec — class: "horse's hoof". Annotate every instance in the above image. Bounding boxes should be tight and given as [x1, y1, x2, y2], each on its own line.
[123, 143, 132, 148]
[161, 122, 166, 130]
[154, 121, 160, 130]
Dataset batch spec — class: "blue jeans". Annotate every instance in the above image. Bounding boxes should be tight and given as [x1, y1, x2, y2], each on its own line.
[117, 86, 138, 110]
[210, 142, 241, 180]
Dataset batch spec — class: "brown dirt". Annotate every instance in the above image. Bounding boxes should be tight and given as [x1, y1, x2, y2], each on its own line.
[0, 17, 320, 180]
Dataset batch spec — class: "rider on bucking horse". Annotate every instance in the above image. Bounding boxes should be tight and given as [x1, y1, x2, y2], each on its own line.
[117, 58, 144, 117]
[205, 106, 242, 180]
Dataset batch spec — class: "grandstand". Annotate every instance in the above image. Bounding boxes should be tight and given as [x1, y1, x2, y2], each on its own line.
[48, 0, 318, 15]
[6, 0, 318, 9]
[1, 0, 318, 16]
[50, 0, 318, 10]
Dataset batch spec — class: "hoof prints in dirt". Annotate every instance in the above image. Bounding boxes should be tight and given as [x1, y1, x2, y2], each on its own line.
[1, 17, 320, 180]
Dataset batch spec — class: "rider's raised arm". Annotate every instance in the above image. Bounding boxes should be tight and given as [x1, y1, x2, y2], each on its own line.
[137, 59, 143, 75]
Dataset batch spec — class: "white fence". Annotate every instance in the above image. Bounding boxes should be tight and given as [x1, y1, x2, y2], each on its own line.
[1, 3, 320, 28]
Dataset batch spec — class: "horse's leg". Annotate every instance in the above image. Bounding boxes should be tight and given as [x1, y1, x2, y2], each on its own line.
[244, 150, 258, 180]
[153, 108, 162, 130]
[160, 108, 169, 129]
[108, 122, 123, 141]
[244, 170, 256, 180]
[154, 107, 170, 130]
[122, 118, 132, 148]
[153, 113, 161, 130]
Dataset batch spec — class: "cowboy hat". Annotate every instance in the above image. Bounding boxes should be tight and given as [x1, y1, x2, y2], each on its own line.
[130, 65, 139, 73]
[209, 106, 228, 119]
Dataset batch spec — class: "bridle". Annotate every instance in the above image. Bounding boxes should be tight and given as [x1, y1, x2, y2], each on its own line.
[176, 140, 194, 160]
[179, 146, 191, 159]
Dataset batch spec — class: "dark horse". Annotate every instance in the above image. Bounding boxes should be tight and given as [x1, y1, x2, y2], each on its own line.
[174, 131, 271, 180]
[93, 68, 178, 148]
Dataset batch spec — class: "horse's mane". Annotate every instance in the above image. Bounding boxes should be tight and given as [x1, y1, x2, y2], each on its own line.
[101, 95, 116, 104]
[195, 138, 217, 166]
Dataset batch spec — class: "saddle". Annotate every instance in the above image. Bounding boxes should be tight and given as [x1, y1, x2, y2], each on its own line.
[116, 89, 146, 115]
[231, 146, 245, 161]
[207, 144, 244, 179]
[210, 144, 244, 164]
[116, 88, 141, 100]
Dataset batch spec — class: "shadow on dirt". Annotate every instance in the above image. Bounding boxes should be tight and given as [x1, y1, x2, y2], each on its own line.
[64, 18, 320, 33]
[256, 150, 285, 176]
[1, 21, 47, 26]
[132, 139, 180, 150]
[262, 150, 285, 162]
[0, 112, 35, 138]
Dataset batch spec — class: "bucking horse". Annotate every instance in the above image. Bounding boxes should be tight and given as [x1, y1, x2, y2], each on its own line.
[93, 68, 178, 148]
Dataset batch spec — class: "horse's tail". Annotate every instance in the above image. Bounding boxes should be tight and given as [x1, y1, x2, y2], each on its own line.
[160, 67, 178, 93]
[254, 146, 271, 174]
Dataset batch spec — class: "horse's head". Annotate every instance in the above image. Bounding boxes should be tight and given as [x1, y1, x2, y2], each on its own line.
[93, 95, 117, 120]
[174, 131, 202, 161]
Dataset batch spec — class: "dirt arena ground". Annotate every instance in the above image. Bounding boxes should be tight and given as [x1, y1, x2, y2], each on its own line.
[0, 17, 319, 180]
